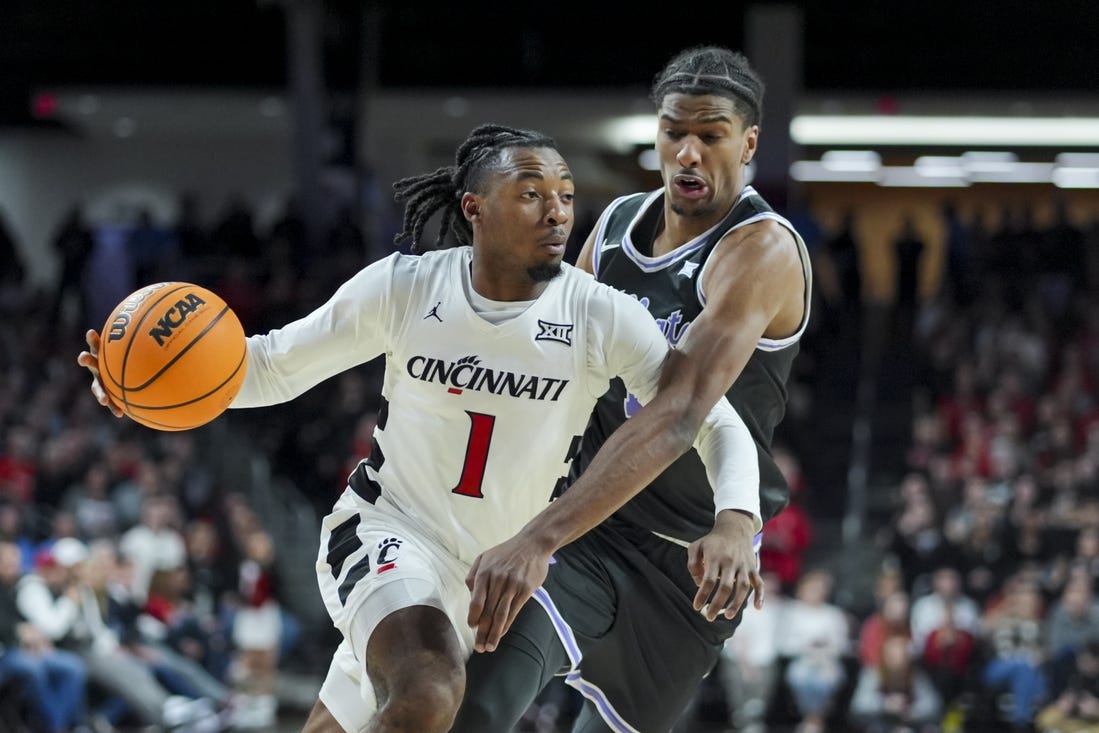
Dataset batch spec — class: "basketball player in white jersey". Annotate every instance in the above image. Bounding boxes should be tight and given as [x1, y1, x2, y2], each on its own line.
[77, 124, 762, 733]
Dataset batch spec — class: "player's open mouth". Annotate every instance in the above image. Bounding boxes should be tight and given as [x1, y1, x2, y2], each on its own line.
[673, 174, 709, 199]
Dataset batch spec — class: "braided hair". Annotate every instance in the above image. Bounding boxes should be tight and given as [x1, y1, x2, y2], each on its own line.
[650, 46, 765, 128]
[392, 123, 558, 252]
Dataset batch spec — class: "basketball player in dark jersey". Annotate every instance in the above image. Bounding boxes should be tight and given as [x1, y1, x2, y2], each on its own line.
[454, 46, 812, 732]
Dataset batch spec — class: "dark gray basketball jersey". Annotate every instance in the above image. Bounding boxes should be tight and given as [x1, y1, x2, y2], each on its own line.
[567, 186, 812, 542]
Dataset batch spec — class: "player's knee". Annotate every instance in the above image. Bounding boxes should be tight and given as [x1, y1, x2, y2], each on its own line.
[378, 658, 465, 732]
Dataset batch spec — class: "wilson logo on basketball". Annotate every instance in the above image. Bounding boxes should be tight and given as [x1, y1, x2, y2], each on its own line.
[147, 293, 208, 346]
[106, 282, 172, 342]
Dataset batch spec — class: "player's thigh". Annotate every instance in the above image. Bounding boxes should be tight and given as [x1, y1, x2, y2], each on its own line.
[365, 604, 466, 705]
[452, 600, 569, 733]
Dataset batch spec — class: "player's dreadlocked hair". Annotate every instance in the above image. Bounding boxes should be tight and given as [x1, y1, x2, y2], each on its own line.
[391, 123, 558, 252]
[650, 46, 765, 128]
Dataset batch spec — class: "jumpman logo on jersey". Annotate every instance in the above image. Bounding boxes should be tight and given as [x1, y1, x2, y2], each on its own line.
[423, 301, 443, 322]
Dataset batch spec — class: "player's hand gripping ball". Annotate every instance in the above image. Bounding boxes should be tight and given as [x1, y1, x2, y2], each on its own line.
[97, 282, 248, 431]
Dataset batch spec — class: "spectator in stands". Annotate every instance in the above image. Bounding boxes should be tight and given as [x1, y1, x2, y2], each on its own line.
[0, 503, 35, 573]
[910, 566, 982, 653]
[892, 213, 926, 341]
[718, 570, 785, 733]
[118, 493, 187, 605]
[823, 207, 862, 342]
[884, 478, 954, 596]
[173, 192, 213, 282]
[0, 425, 38, 507]
[981, 574, 1049, 730]
[85, 538, 233, 723]
[941, 200, 973, 307]
[1069, 526, 1099, 590]
[849, 634, 941, 733]
[209, 196, 261, 262]
[1036, 639, 1099, 733]
[182, 517, 236, 680]
[0, 540, 88, 733]
[228, 527, 281, 729]
[61, 461, 119, 541]
[858, 590, 911, 669]
[760, 446, 814, 592]
[920, 601, 977, 716]
[1047, 576, 1099, 688]
[0, 205, 24, 291]
[15, 537, 216, 731]
[953, 501, 1012, 605]
[49, 203, 96, 332]
[108, 455, 161, 530]
[777, 568, 852, 733]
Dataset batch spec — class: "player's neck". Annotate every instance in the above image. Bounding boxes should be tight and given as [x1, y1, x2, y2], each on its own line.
[654, 207, 721, 257]
[469, 262, 549, 302]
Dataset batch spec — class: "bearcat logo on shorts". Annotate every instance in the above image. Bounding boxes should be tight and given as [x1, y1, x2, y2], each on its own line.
[376, 537, 402, 574]
[107, 282, 173, 342]
[147, 293, 208, 346]
[406, 354, 569, 401]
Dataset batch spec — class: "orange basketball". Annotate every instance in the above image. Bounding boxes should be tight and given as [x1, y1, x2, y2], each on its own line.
[97, 282, 249, 431]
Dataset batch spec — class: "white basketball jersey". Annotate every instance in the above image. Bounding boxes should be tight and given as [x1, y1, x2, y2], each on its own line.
[233, 247, 670, 565]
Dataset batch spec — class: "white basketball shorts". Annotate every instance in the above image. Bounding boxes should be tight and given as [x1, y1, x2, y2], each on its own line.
[315, 488, 475, 732]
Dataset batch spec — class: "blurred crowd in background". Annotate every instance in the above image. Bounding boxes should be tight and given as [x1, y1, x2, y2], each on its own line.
[0, 189, 1098, 733]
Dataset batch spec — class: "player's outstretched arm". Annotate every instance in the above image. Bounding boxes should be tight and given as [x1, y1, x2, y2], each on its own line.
[466, 219, 805, 648]
[680, 220, 805, 620]
[76, 330, 124, 418]
[465, 346, 756, 650]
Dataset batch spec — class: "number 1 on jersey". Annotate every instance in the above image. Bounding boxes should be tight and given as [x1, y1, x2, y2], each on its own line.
[451, 411, 495, 498]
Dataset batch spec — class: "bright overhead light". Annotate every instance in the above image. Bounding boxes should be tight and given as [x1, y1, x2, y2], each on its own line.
[790, 115, 1099, 146]
[820, 150, 881, 172]
[637, 149, 660, 171]
[914, 156, 966, 178]
[968, 162, 1055, 183]
[879, 166, 969, 187]
[790, 161, 878, 182]
[603, 114, 655, 152]
[960, 151, 1019, 173]
[1055, 153, 1099, 167]
[1052, 167, 1099, 188]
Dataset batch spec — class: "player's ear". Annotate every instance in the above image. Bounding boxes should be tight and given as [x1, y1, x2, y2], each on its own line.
[741, 126, 759, 165]
[461, 193, 481, 223]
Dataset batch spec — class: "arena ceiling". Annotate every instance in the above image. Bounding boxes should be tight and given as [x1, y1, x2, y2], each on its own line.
[3, 0, 1097, 98]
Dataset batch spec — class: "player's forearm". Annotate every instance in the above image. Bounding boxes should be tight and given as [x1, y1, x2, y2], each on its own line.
[520, 400, 698, 553]
[695, 397, 762, 531]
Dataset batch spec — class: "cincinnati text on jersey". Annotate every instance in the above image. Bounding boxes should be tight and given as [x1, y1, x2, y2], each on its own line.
[405, 355, 570, 401]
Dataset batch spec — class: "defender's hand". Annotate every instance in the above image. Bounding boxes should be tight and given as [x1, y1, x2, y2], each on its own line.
[76, 330, 123, 418]
[465, 536, 551, 653]
[687, 509, 764, 622]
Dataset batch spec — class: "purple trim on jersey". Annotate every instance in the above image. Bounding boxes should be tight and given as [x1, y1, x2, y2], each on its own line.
[592, 194, 636, 277]
[618, 187, 757, 273]
[531, 587, 640, 733]
[695, 204, 812, 353]
[754, 531, 763, 551]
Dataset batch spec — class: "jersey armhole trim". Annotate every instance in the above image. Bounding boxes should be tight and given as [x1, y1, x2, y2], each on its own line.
[696, 212, 814, 351]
